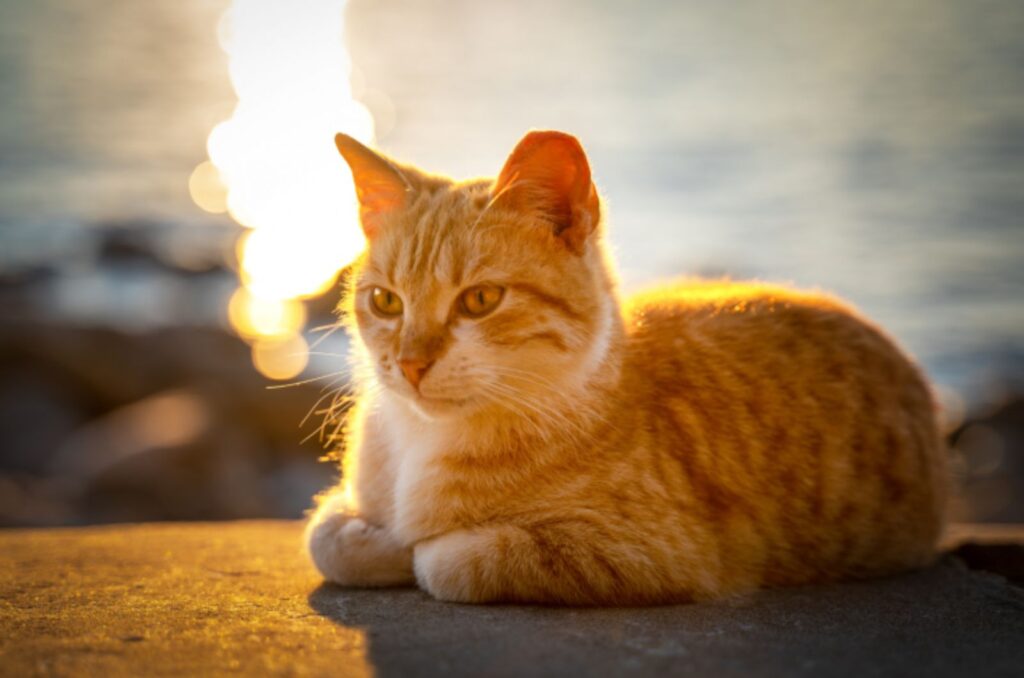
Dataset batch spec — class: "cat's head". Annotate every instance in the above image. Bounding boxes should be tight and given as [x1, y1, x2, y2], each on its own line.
[337, 130, 619, 421]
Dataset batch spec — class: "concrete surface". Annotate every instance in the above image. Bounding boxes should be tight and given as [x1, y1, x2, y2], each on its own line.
[1, 521, 1023, 677]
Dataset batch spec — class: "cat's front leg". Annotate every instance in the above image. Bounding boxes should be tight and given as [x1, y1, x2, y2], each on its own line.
[413, 523, 640, 605]
[305, 494, 414, 587]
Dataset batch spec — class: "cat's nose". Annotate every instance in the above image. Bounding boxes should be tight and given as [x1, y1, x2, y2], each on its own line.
[397, 357, 435, 389]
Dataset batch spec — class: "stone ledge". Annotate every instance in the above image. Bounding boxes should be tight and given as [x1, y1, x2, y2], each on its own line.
[1, 521, 1023, 677]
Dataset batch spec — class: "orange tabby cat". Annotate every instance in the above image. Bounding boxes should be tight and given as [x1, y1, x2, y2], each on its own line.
[305, 130, 948, 604]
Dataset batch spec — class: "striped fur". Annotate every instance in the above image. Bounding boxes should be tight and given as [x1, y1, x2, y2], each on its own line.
[306, 131, 948, 605]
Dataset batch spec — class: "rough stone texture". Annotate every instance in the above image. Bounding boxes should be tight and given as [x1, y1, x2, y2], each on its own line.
[1, 522, 1023, 677]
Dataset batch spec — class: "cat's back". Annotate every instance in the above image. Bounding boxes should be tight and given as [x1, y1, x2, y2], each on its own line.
[619, 280, 947, 585]
[624, 279, 925, 395]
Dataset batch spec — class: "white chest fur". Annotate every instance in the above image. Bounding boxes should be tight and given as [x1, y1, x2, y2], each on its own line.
[378, 396, 452, 546]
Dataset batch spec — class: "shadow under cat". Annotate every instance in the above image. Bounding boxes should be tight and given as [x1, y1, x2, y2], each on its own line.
[307, 552, 1024, 678]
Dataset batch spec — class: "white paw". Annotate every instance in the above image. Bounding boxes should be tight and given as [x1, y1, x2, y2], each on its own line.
[306, 510, 414, 587]
[413, 532, 484, 603]
[306, 511, 364, 584]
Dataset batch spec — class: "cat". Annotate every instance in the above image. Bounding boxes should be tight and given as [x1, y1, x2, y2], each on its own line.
[305, 130, 948, 605]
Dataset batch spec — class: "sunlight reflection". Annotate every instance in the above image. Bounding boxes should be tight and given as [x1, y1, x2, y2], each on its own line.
[188, 161, 228, 214]
[228, 287, 307, 340]
[253, 334, 311, 381]
[195, 0, 373, 379]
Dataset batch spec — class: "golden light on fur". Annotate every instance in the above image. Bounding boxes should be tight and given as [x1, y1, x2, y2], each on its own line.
[194, 0, 372, 379]
[306, 129, 949, 605]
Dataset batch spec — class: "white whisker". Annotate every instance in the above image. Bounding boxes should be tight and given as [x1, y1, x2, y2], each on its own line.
[266, 369, 347, 390]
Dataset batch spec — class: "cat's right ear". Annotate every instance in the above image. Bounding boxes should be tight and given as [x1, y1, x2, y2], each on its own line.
[490, 130, 600, 254]
[335, 133, 411, 239]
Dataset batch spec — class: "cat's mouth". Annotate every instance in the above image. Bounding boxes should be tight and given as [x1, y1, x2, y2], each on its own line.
[404, 389, 478, 417]
[416, 393, 472, 407]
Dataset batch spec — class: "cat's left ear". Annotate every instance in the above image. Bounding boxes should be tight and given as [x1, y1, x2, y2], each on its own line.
[335, 133, 412, 239]
[491, 130, 600, 254]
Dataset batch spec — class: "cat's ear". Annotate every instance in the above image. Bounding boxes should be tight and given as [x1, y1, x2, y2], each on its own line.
[491, 130, 600, 254]
[335, 133, 411, 239]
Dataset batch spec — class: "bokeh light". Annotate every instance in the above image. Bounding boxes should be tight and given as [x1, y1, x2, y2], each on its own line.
[227, 287, 307, 341]
[195, 0, 373, 379]
[252, 335, 311, 381]
[188, 161, 229, 214]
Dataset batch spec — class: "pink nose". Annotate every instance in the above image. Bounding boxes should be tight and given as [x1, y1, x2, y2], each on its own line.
[397, 358, 434, 389]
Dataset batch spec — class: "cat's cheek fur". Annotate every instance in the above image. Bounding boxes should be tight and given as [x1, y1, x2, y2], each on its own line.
[570, 295, 615, 388]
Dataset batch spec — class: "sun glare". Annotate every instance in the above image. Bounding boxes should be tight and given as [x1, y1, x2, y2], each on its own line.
[227, 287, 306, 341]
[193, 0, 373, 379]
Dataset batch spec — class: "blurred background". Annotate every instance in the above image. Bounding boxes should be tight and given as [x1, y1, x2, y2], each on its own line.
[0, 0, 1022, 527]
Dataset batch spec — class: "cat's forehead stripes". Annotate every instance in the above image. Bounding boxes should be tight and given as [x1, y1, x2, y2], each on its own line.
[378, 181, 493, 289]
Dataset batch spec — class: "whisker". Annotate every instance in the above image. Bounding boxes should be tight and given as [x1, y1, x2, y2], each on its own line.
[266, 370, 348, 390]
[482, 367, 608, 439]
[307, 321, 344, 351]
[478, 380, 578, 443]
[299, 384, 349, 429]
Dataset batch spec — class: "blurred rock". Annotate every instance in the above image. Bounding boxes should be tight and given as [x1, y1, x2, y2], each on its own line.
[94, 219, 235, 276]
[949, 393, 1024, 522]
[0, 473, 78, 527]
[46, 386, 336, 523]
[952, 541, 1024, 584]
[0, 219, 349, 527]
[50, 388, 212, 478]
[0, 364, 88, 473]
[0, 319, 341, 527]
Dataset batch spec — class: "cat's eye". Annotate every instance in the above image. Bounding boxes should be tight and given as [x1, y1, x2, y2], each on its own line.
[459, 285, 504, 317]
[370, 287, 404, 316]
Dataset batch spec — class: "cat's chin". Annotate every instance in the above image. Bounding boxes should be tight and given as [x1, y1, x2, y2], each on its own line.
[400, 391, 477, 420]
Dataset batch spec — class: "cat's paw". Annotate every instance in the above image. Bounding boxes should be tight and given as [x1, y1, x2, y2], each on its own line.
[414, 531, 495, 603]
[306, 510, 361, 583]
[306, 511, 414, 587]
